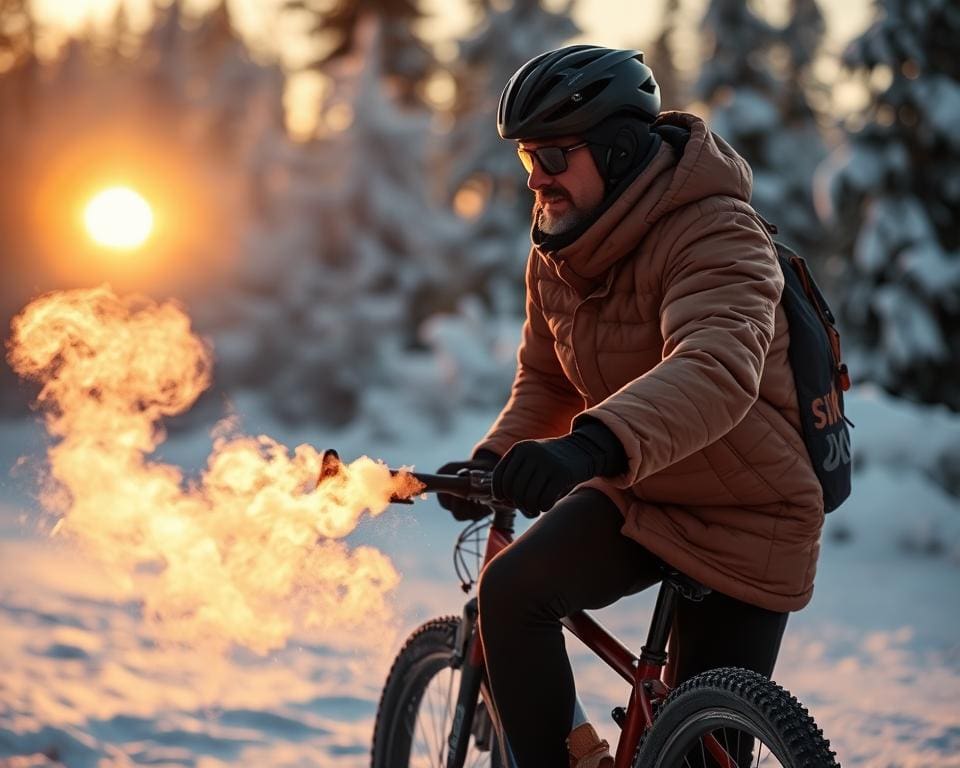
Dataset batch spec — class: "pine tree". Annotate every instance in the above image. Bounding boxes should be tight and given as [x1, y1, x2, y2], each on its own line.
[289, 0, 434, 107]
[447, 1, 577, 211]
[648, 0, 687, 112]
[221, 15, 472, 426]
[0, 0, 38, 412]
[695, 0, 829, 263]
[824, 0, 960, 409]
[0, 0, 31, 68]
[0, 0, 36, 242]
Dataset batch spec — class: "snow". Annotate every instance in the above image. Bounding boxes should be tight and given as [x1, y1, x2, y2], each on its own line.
[874, 285, 948, 368]
[903, 244, 960, 306]
[1, 384, 959, 767]
[711, 87, 781, 137]
[854, 196, 937, 274]
[917, 75, 960, 149]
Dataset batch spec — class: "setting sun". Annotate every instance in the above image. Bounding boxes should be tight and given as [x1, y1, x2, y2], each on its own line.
[84, 186, 154, 250]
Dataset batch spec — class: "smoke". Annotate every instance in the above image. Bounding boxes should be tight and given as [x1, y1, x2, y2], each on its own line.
[7, 286, 420, 654]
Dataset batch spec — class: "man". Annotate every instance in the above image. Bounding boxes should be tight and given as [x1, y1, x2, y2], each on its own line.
[438, 45, 823, 768]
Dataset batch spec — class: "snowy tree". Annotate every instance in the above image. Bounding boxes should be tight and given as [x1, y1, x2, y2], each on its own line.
[695, 0, 830, 264]
[0, 0, 36, 252]
[288, 0, 435, 108]
[0, 0, 38, 412]
[0, 0, 31, 66]
[216, 15, 479, 427]
[647, 0, 687, 112]
[444, 0, 578, 298]
[821, 0, 960, 409]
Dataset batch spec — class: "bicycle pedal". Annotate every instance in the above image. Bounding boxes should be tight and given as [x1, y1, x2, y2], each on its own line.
[611, 706, 627, 729]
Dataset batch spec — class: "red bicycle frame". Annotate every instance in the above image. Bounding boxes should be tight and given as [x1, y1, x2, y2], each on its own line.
[321, 458, 737, 766]
[476, 519, 736, 768]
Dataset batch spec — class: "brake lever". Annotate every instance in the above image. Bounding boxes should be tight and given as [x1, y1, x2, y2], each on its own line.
[458, 468, 495, 503]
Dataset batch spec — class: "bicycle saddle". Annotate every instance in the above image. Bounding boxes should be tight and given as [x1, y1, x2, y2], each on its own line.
[660, 566, 711, 602]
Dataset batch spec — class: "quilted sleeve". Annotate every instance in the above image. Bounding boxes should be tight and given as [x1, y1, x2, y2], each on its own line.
[473, 253, 584, 457]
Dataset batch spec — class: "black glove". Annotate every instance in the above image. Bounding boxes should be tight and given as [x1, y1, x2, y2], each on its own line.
[436, 450, 500, 521]
[492, 418, 627, 518]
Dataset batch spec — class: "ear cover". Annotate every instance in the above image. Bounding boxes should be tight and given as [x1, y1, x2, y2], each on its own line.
[607, 127, 639, 178]
[585, 114, 654, 193]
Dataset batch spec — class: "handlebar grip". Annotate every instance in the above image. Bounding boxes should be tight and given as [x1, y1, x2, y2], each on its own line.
[393, 469, 495, 502]
[323, 449, 496, 504]
[421, 470, 493, 500]
[409, 471, 475, 496]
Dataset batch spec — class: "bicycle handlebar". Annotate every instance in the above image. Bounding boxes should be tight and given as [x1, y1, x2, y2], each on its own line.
[321, 448, 497, 505]
[393, 468, 495, 503]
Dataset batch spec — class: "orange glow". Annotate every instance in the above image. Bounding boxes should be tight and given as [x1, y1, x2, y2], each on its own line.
[84, 186, 154, 250]
[7, 286, 418, 654]
[27, 119, 243, 296]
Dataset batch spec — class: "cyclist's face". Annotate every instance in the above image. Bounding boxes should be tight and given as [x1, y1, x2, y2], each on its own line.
[520, 135, 604, 236]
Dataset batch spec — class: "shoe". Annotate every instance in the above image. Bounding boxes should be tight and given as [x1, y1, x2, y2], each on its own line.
[567, 722, 614, 768]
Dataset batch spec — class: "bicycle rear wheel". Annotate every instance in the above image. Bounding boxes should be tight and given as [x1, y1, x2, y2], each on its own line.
[371, 616, 506, 768]
[634, 667, 838, 768]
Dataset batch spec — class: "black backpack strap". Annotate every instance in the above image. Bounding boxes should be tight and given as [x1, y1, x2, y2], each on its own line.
[780, 248, 851, 393]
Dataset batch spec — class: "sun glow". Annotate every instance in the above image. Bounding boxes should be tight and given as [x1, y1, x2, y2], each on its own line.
[84, 186, 154, 250]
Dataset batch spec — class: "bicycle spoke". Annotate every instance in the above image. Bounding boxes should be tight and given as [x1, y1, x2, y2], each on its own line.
[414, 705, 436, 766]
[440, 667, 456, 762]
[468, 744, 486, 768]
[415, 668, 460, 767]
[424, 678, 443, 762]
[433, 672, 452, 763]
[406, 693, 431, 762]
[409, 668, 500, 768]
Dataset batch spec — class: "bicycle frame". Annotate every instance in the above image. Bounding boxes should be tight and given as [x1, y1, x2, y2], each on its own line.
[454, 506, 736, 768]
[315, 456, 738, 767]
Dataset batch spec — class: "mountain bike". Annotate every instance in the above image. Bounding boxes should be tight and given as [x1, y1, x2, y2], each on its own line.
[322, 455, 839, 768]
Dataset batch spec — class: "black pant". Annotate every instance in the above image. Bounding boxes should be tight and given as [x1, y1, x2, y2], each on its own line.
[477, 489, 789, 768]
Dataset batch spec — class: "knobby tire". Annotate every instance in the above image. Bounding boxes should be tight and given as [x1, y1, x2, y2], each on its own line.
[634, 667, 839, 768]
[371, 616, 504, 768]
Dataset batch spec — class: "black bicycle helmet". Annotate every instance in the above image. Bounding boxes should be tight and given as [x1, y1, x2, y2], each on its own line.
[497, 45, 660, 140]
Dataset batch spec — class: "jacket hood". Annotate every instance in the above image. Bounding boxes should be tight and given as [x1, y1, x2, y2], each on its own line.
[540, 111, 754, 291]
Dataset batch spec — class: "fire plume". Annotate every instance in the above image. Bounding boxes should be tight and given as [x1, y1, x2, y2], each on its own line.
[7, 286, 419, 654]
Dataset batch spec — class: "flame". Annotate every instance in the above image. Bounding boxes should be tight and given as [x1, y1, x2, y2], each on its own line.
[7, 286, 421, 654]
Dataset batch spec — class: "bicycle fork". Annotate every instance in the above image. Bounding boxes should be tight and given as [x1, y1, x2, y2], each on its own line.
[446, 598, 484, 768]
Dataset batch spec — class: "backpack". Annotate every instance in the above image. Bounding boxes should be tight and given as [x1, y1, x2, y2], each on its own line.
[759, 218, 852, 513]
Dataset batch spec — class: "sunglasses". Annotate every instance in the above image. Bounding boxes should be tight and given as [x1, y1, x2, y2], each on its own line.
[516, 141, 590, 175]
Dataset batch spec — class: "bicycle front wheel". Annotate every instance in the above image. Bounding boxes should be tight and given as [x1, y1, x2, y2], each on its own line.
[635, 667, 839, 768]
[371, 615, 505, 768]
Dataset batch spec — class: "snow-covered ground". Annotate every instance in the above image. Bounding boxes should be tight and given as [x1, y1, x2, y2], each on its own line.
[1, 386, 958, 767]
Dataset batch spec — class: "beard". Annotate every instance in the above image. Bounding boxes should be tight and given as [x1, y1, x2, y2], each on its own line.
[534, 187, 591, 235]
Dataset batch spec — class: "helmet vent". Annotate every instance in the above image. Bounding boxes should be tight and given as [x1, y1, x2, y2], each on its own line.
[639, 77, 657, 94]
[543, 78, 611, 123]
[522, 74, 564, 119]
[569, 55, 597, 70]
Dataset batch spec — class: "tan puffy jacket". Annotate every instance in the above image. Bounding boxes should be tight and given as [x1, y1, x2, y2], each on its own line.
[475, 112, 823, 612]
